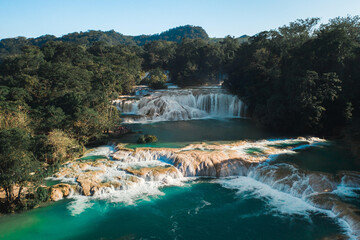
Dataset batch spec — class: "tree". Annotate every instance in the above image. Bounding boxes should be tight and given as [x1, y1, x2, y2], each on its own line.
[169, 38, 222, 86]
[141, 68, 168, 89]
[224, 16, 355, 133]
[0, 128, 41, 204]
[47, 129, 81, 164]
[143, 40, 176, 70]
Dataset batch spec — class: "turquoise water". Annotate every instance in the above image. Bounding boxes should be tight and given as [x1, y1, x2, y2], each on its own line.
[273, 141, 360, 173]
[0, 118, 359, 240]
[0, 181, 344, 240]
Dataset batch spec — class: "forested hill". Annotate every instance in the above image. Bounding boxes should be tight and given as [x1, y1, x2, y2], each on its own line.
[133, 25, 209, 45]
[0, 25, 212, 61]
[210, 34, 250, 43]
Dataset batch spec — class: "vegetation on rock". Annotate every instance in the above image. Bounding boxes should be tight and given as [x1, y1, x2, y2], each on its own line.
[137, 134, 158, 144]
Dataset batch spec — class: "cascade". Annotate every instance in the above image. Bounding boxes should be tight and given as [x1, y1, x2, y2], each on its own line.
[114, 98, 139, 114]
[50, 140, 360, 238]
[114, 87, 246, 122]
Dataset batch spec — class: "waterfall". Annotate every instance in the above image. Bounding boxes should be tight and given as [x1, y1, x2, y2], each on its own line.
[114, 87, 246, 122]
[114, 98, 138, 114]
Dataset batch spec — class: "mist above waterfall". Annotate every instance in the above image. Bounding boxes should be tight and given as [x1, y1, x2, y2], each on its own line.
[114, 87, 246, 123]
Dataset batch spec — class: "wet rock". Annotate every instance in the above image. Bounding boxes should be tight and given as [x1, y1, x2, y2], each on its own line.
[50, 137, 330, 198]
[336, 171, 360, 187]
[50, 184, 73, 201]
[320, 234, 350, 240]
[125, 166, 180, 181]
[76, 170, 104, 196]
[48, 137, 359, 238]
[308, 173, 337, 193]
[307, 193, 360, 237]
[307, 193, 340, 210]
[332, 202, 360, 238]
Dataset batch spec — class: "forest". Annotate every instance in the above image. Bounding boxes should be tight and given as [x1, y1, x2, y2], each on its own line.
[0, 17, 359, 212]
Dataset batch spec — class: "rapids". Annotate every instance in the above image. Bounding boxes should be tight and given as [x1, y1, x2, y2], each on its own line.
[46, 138, 360, 239]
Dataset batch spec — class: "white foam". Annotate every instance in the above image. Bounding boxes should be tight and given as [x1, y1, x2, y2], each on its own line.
[187, 200, 211, 215]
[53, 137, 359, 238]
[333, 185, 360, 198]
[67, 195, 94, 216]
[218, 172, 359, 239]
[93, 180, 165, 204]
[115, 88, 246, 123]
[66, 177, 188, 216]
[46, 176, 76, 184]
[61, 149, 187, 215]
[84, 145, 115, 158]
[218, 176, 318, 217]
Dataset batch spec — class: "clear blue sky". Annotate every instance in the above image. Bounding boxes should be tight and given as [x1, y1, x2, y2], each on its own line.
[0, 0, 359, 39]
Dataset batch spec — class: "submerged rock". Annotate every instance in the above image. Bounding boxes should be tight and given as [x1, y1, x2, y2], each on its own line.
[332, 203, 360, 238]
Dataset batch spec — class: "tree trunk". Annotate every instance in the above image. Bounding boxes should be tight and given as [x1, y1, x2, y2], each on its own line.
[5, 185, 14, 203]
[16, 185, 23, 201]
[5, 187, 10, 203]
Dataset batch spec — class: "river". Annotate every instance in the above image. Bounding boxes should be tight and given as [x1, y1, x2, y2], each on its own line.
[0, 86, 359, 240]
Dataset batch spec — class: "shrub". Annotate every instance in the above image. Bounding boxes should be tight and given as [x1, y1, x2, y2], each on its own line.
[149, 80, 168, 90]
[137, 135, 146, 144]
[145, 134, 158, 143]
[137, 134, 158, 144]
[36, 186, 49, 202]
[141, 68, 168, 90]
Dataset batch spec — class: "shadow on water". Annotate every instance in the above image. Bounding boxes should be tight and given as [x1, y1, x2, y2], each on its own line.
[272, 141, 360, 174]
[118, 118, 292, 148]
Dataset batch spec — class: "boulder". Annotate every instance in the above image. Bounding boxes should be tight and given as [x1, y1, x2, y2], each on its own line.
[50, 184, 72, 201]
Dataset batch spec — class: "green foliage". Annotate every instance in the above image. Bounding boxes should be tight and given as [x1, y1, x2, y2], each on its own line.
[225, 16, 360, 133]
[141, 68, 168, 89]
[143, 40, 176, 70]
[137, 135, 146, 144]
[47, 129, 81, 164]
[169, 38, 223, 86]
[0, 128, 41, 204]
[0, 41, 141, 139]
[137, 134, 158, 144]
[60, 30, 136, 46]
[166, 36, 240, 87]
[36, 186, 49, 202]
[0, 39, 143, 212]
[1, 17, 360, 212]
[134, 25, 209, 45]
[0, 26, 209, 62]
